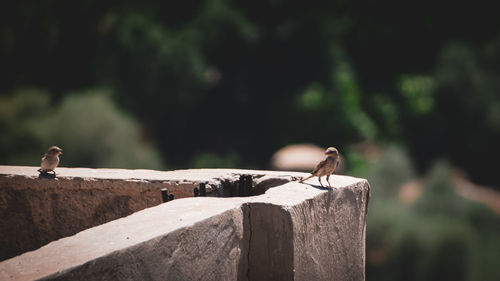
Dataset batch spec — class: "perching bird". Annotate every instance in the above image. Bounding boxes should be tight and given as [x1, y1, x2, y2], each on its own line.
[38, 146, 63, 175]
[299, 147, 340, 187]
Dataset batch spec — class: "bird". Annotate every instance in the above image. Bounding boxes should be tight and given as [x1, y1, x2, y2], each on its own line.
[299, 147, 340, 188]
[38, 146, 63, 175]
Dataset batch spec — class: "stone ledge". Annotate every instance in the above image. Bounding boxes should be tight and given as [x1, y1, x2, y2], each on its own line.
[0, 166, 305, 182]
[0, 167, 369, 281]
[0, 166, 304, 261]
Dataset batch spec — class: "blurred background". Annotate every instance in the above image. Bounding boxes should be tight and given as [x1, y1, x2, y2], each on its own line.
[1, 0, 500, 280]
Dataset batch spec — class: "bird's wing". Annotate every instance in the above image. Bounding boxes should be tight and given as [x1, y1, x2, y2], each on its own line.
[311, 159, 327, 174]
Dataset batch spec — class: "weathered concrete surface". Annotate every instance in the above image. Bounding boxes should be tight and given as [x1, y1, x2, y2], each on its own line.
[0, 166, 302, 261]
[290, 182, 367, 281]
[245, 203, 294, 281]
[0, 167, 369, 281]
[247, 177, 369, 281]
[0, 197, 247, 281]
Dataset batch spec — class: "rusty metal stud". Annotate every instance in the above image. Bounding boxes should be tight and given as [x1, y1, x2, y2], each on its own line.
[199, 183, 206, 196]
[246, 175, 253, 196]
[161, 188, 169, 202]
[239, 175, 245, 196]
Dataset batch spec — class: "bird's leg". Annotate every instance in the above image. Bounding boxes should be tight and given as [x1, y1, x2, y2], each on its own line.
[326, 175, 332, 188]
[318, 176, 324, 187]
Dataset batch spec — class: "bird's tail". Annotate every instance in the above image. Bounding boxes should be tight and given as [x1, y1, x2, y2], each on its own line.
[299, 174, 314, 183]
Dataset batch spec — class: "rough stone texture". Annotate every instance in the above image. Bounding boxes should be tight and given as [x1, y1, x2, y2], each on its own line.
[246, 178, 369, 281]
[0, 166, 369, 281]
[0, 197, 247, 281]
[290, 183, 368, 281]
[0, 166, 302, 261]
[245, 203, 294, 281]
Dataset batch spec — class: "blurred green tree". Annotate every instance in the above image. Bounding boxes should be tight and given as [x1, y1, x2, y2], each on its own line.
[2, 0, 499, 183]
[364, 149, 500, 281]
[0, 88, 51, 165]
[0, 88, 165, 169]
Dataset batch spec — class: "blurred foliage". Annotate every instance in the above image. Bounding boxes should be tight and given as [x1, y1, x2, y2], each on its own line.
[0, 88, 51, 164]
[1, 0, 500, 184]
[398, 75, 435, 116]
[363, 148, 500, 281]
[191, 151, 240, 168]
[0, 89, 164, 169]
[401, 42, 500, 187]
[364, 145, 416, 198]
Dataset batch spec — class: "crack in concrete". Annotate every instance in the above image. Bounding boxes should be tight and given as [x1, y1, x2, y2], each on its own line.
[245, 203, 252, 281]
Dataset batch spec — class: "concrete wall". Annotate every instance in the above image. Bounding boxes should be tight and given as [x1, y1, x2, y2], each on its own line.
[0, 166, 369, 281]
[0, 166, 301, 261]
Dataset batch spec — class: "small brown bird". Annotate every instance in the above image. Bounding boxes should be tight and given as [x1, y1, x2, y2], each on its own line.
[299, 147, 340, 188]
[38, 146, 63, 175]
